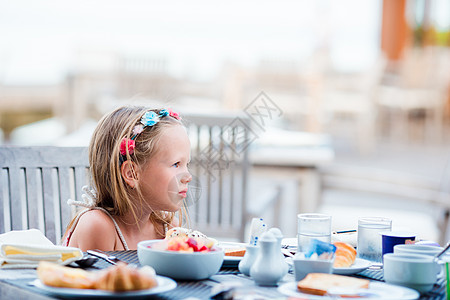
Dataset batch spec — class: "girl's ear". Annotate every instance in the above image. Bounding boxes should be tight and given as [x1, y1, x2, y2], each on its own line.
[121, 160, 139, 188]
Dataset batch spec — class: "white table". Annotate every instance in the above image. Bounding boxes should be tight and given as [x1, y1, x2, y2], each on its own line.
[249, 129, 334, 214]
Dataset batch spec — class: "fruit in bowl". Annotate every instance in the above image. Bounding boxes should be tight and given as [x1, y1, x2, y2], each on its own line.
[168, 237, 213, 252]
[151, 236, 216, 253]
[137, 228, 224, 280]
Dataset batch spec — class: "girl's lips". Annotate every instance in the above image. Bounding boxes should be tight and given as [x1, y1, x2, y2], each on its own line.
[179, 190, 187, 197]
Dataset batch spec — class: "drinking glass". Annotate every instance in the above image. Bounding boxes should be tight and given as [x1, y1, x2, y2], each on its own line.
[357, 217, 392, 262]
[297, 213, 332, 252]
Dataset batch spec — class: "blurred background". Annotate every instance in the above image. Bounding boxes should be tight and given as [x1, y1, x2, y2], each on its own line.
[0, 0, 449, 243]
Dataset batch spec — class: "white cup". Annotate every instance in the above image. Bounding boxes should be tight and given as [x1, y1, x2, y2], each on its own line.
[292, 254, 334, 281]
[394, 244, 446, 277]
[384, 253, 442, 293]
[394, 244, 443, 257]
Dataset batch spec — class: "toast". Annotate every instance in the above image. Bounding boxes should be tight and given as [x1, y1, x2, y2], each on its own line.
[224, 248, 246, 257]
[297, 273, 369, 296]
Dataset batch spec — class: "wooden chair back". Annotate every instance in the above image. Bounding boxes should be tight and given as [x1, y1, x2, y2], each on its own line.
[184, 112, 251, 242]
[0, 147, 89, 244]
[0, 113, 253, 244]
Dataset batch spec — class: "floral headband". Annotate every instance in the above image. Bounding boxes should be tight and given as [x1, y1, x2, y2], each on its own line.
[119, 108, 180, 157]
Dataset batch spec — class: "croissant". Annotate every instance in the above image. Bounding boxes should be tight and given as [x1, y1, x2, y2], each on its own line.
[37, 261, 95, 289]
[37, 261, 158, 292]
[94, 262, 158, 292]
[333, 242, 357, 268]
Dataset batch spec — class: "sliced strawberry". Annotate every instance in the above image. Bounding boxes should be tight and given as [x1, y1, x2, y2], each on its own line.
[199, 245, 209, 252]
[186, 238, 199, 251]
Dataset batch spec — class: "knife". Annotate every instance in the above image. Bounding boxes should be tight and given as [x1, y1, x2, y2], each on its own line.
[86, 250, 120, 265]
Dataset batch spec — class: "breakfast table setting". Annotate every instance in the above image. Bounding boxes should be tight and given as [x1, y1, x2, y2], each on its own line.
[0, 248, 447, 299]
[0, 217, 449, 300]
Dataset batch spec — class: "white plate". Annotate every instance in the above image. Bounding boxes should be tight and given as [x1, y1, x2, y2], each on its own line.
[32, 275, 176, 299]
[281, 237, 297, 248]
[332, 258, 371, 275]
[278, 281, 419, 299]
[217, 242, 246, 267]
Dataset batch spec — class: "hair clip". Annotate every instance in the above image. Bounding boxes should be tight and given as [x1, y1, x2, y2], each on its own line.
[168, 108, 181, 120]
[140, 111, 160, 127]
[120, 138, 135, 155]
[120, 109, 180, 160]
[159, 109, 169, 117]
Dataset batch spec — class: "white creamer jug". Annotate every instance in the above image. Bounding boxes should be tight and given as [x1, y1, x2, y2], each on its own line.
[250, 231, 287, 286]
[238, 245, 259, 276]
[268, 227, 289, 275]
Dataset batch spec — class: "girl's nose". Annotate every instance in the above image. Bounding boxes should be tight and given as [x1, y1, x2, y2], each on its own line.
[181, 171, 192, 184]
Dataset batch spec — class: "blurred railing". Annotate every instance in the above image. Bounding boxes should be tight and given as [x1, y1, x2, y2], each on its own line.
[321, 164, 450, 245]
[1, 47, 449, 149]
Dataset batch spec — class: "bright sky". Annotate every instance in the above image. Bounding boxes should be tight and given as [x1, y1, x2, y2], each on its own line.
[0, 0, 388, 84]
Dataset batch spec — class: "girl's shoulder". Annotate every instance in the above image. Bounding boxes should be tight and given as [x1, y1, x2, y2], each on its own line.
[80, 208, 115, 220]
[76, 209, 116, 232]
[68, 208, 119, 250]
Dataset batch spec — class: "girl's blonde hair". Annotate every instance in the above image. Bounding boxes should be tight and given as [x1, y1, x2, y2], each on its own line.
[65, 105, 185, 241]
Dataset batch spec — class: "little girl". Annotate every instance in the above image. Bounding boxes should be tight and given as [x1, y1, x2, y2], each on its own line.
[62, 106, 192, 251]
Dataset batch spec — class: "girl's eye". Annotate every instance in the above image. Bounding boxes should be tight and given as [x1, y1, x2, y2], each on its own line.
[172, 162, 180, 168]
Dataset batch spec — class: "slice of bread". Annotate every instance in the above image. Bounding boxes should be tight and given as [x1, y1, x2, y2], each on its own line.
[224, 248, 246, 257]
[297, 273, 370, 296]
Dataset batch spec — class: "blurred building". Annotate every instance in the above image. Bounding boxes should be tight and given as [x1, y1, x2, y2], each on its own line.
[0, 0, 448, 149]
[0, 0, 449, 243]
